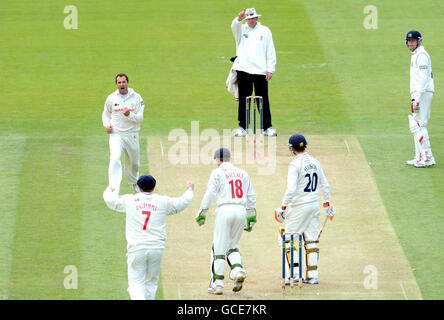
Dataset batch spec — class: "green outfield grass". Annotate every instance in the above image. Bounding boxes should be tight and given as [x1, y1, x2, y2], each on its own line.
[0, 0, 443, 299]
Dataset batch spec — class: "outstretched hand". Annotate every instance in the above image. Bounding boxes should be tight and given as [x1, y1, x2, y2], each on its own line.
[238, 8, 246, 21]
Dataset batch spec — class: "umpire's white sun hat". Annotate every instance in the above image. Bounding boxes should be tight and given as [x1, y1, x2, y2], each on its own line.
[245, 8, 261, 19]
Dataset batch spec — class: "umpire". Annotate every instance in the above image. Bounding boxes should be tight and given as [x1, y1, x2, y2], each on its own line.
[231, 8, 277, 137]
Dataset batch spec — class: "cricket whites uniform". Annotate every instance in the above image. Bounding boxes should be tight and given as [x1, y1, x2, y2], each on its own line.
[199, 162, 256, 289]
[281, 152, 330, 279]
[102, 88, 145, 191]
[231, 17, 276, 131]
[103, 187, 194, 300]
[409, 45, 435, 163]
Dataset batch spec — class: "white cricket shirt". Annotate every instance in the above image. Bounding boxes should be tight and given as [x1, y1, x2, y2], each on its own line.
[102, 88, 145, 132]
[410, 46, 434, 100]
[282, 152, 330, 207]
[200, 162, 256, 210]
[231, 18, 276, 75]
[103, 188, 194, 252]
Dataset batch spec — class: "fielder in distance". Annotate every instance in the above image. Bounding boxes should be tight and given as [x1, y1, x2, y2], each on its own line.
[405, 30, 436, 168]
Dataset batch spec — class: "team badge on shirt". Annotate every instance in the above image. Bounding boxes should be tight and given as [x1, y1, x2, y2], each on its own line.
[243, 34, 248, 38]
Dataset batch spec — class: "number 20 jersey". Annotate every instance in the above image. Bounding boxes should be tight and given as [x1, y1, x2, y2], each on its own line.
[282, 152, 330, 208]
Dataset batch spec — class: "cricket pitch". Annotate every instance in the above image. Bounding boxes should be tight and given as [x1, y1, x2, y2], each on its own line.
[146, 134, 422, 300]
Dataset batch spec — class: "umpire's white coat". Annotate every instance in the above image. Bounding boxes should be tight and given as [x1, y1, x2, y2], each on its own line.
[231, 18, 276, 75]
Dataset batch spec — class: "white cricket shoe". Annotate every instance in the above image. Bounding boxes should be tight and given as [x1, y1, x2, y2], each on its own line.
[232, 270, 246, 292]
[264, 127, 277, 136]
[208, 285, 223, 295]
[406, 159, 418, 166]
[425, 157, 436, 167]
[303, 277, 319, 284]
[234, 127, 247, 137]
[414, 161, 426, 168]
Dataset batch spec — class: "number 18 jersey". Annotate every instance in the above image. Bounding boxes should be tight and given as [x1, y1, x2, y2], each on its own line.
[200, 162, 256, 210]
[282, 152, 330, 207]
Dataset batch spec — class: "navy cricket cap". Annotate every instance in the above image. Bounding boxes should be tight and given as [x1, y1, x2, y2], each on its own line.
[137, 175, 156, 191]
[213, 147, 231, 161]
[288, 134, 307, 149]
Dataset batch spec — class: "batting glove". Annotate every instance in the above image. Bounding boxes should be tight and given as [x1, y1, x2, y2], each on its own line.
[195, 208, 208, 226]
[274, 206, 286, 223]
[323, 202, 336, 219]
[244, 208, 257, 232]
[411, 99, 420, 113]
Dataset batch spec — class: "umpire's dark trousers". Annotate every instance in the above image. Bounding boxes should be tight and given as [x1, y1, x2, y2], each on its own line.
[236, 70, 272, 130]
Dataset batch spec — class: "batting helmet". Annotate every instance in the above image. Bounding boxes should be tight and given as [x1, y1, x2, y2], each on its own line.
[288, 134, 307, 151]
[405, 30, 422, 48]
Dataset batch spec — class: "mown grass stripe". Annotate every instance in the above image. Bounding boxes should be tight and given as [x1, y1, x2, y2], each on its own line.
[0, 136, 26, 299]
[8, 137, 84, 299]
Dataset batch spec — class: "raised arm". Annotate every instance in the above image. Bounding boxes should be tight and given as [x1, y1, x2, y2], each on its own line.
[167, 181, 194, 215]
[231, 9, 245, 47]
[103, 186, 127, 213]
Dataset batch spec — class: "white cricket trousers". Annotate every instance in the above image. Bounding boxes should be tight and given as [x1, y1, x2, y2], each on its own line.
[285, 202, 320, 279]
[108, 131, 140, 191]
[411, 91, 434, 161]
[211, 204, 246, 288]
[127, 248, 163, 300]
[413, 91, 433, 127]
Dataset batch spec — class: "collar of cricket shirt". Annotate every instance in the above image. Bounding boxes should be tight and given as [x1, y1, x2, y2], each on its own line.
[411, 45, 423, 55]
[293, 152, 306, 160]
[118, 88, 133, 99]
[219, 162, 234, 169]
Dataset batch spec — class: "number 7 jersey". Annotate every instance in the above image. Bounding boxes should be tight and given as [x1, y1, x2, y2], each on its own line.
[200, 162, 256, 210]
[103, 187, 194, 253]
[281, 152, 330, 207]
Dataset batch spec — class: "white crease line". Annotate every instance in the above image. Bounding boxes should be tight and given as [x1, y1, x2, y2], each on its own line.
[344, 139, 351, 154]
[160, 140, 164, 158]
[400, 281, 408, 300]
